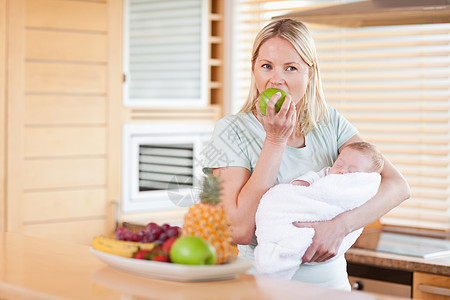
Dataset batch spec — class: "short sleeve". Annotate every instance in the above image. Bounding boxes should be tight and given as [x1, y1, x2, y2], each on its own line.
[201, 116, 253, 174]
[328, 107, 358, 149]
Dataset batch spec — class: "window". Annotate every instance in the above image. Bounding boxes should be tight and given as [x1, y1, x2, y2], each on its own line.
[232, 0, 450, 232]
[123, 0, 208, 107]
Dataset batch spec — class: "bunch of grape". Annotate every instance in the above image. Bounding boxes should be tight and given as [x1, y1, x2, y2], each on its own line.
[115, 222, 181, 244]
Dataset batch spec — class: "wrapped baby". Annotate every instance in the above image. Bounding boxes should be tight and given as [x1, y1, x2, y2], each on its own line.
[255, 142, 384, 279]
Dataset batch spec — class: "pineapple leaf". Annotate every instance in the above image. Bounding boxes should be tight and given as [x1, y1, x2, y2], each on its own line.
[200, 173, 222, 205]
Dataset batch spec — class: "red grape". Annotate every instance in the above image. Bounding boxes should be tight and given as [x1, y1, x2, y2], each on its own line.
[115, 222, 181, 244]
[166, 227, 179, 238]
[161, 223, 171, 232]
[145, 222, 158, 232]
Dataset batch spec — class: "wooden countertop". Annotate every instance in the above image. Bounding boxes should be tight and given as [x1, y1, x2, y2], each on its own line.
[346, 247, 450, 276]
[0, 233, 404, 300]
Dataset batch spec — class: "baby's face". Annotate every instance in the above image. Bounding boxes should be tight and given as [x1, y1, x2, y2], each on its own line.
[329, 148, 373, 175]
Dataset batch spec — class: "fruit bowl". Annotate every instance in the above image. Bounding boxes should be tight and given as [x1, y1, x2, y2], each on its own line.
[90, 248, 253, 281]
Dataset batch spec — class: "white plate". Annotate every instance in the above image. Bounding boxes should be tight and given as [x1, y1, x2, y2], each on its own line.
[90, 248, 253, 282]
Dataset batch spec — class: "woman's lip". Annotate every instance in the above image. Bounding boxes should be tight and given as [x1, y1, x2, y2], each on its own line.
[270, 88, 287, 93]
[267, 87, 286, 91]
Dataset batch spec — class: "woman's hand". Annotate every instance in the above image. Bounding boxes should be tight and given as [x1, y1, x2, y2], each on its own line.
[292, 219, 346, 263]
[215, 93, 298, 245]
[255, 92, 297, 145]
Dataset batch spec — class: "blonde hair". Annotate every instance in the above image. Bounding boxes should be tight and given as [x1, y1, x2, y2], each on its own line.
[345, 142, 385, 174]
[238, 18, 328, 135]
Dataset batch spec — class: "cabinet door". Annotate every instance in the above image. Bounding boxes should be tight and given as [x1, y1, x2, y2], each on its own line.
[413, 272, 450, 300]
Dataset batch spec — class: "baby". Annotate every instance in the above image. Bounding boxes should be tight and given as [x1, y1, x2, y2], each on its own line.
[254, 141, 384, 280]
[292, 141, 384, 187]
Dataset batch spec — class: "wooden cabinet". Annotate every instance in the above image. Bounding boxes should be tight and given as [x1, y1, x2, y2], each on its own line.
[347, 262, 412, 298]
[209, 0, 225, 116]
[348, 264, 450, 299]
[413, 272, 450, 300]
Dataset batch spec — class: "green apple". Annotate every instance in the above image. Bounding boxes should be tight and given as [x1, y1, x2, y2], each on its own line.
[169, 236, 216, 265]
[259, 88, 287, 115]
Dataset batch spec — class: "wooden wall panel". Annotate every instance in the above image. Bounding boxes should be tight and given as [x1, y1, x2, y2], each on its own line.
[23, 158, 106, 190]
[26, 30, 107, 62]
[25, 95, 106, 125]
[25, 62, 106, 94]
[105, 0, 123, 236]
[6, 0, 26, 233]
[0, 0, 6, 231]
[3, 0, 114, 244]
[26, 0, 107, 32]
[23, 219, 107, 245]
[24, 127, 106, 157]
[23, 189, 106, 222]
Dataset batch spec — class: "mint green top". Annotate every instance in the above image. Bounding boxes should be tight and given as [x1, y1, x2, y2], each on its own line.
[203, 106, 358, 184]
[202, 106, 357, 288]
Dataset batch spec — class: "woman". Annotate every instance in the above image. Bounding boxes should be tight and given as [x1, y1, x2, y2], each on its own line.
[203, 19, 410, 290]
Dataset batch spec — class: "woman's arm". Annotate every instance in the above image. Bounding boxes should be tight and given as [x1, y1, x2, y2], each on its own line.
[213, 139, 286, 244]
[295, 134, 411, 263]
[214, 94, 297, 245]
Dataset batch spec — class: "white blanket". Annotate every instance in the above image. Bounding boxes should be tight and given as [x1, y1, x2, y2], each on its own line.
[254, 172, 381, 280]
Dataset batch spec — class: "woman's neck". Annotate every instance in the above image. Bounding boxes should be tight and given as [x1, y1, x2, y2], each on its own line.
[287, 130, 305, 148]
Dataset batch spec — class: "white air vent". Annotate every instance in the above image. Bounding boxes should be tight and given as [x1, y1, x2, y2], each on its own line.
[122, 122, 213, 213]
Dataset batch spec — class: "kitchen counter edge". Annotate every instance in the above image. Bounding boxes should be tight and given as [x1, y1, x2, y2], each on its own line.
[346, 248, 450, 276]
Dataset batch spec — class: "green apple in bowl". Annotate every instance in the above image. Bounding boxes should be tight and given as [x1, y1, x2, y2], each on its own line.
[259, 88, 287, 115]
[169, 236, 216, 265]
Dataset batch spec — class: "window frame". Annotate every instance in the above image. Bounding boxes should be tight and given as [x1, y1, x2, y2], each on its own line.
[122, 0, 210, 108]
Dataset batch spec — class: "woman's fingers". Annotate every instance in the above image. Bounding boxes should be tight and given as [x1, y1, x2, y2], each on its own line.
[265, 92, 281, 118]
[292, 221, 313, 228]
[308, 247, 336, 263]
[295, 220, 342, 264]
[276, 93, 291, 117]
[259, 91, 294, 119]
[267, 93, 295, 125]
[258, 91, 296, 144]
[255, 96, 264, 120]
[284, 95, 296, 123]
[301, 240, 335, 264]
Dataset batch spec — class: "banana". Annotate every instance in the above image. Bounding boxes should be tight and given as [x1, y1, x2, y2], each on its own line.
[92, 236, 156, 258]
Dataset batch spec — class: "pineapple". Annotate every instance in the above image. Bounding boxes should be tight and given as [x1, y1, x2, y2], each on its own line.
[182, 173, 236, 264]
